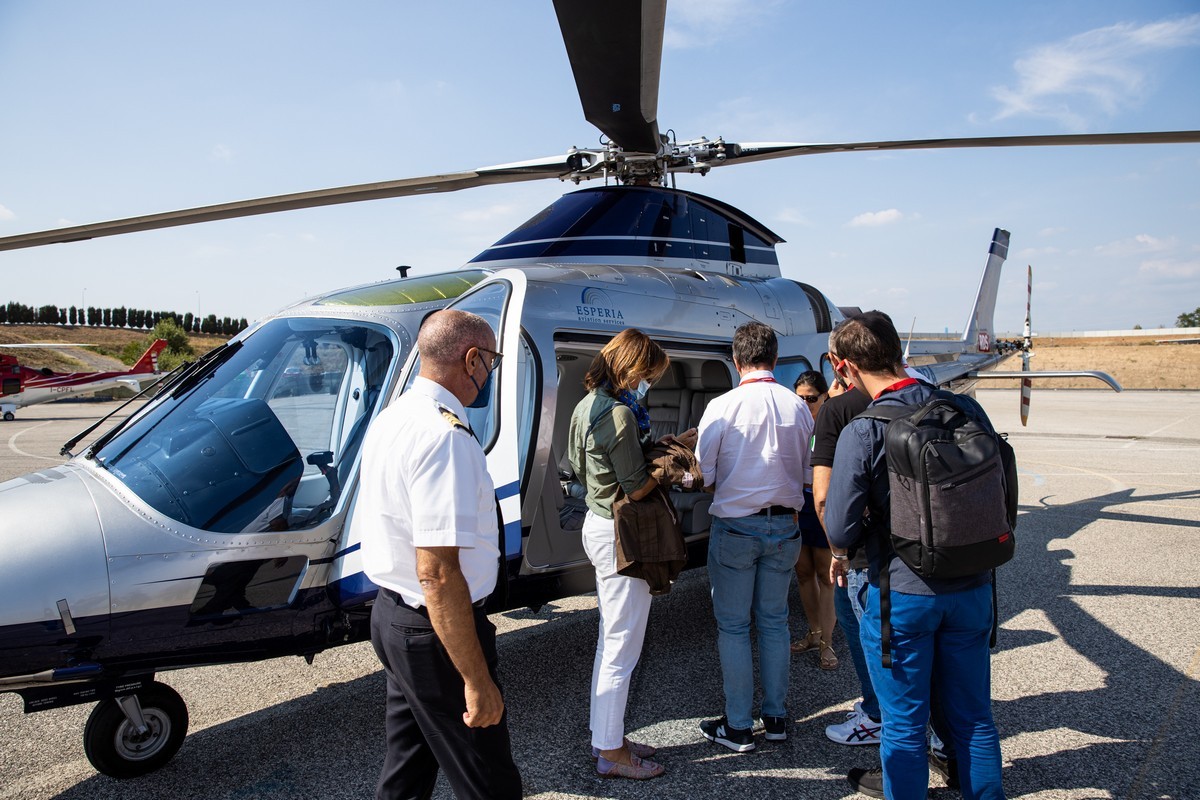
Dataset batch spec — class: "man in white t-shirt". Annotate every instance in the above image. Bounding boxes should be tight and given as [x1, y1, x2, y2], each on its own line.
[353, 309, 521, 800]
[696, 321, 813, 752]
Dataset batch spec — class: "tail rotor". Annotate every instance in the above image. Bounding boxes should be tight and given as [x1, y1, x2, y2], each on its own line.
[1020, 265, 1033, 426]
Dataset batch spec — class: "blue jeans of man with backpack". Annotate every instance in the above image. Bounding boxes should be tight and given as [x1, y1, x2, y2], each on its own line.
[837, 566, 881, 721]
[861, 582, 1004, 800]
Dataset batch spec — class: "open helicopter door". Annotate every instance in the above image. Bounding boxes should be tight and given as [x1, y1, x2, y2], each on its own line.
[326, 272, 530, 609]
[442, 271, 531, 601]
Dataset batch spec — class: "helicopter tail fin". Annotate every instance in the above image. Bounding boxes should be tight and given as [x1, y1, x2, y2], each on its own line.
[960, 228, 1010, 354]
[131, 339, 168, 373]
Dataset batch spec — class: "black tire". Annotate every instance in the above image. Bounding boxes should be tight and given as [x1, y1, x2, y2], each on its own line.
[2, 412, 14, 421]
[83, 682, 188, 779]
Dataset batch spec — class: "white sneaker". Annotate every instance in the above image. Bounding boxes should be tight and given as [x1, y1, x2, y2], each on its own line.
[824, 705, 882, 746]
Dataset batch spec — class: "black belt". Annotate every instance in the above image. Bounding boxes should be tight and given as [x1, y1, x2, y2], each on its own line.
[749, 505, 796, 516]
[379, 587, 488, 611]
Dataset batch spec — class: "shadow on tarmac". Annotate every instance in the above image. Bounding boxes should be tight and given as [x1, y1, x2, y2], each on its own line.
[49, 491, 1199, 800]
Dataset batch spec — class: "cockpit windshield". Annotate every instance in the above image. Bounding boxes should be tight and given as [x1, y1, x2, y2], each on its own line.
[94, 318, 397, 533]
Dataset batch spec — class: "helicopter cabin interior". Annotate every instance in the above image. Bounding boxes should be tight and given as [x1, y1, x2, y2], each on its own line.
[523, 339, 821, 571]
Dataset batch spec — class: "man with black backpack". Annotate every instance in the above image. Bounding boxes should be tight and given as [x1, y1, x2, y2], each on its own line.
[825, 312, 1007, 800]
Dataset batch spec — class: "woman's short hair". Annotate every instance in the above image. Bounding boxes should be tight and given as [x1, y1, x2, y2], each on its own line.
[584, 328, 669, 391]
[793, 370, 828, 394]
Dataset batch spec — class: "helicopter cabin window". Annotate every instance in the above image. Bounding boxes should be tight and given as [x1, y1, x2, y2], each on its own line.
[94, 319, 395, 534]
[773, 358, 814, 394]
[819, 353, 837, 389]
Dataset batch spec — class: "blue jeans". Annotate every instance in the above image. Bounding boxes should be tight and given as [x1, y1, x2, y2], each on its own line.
[707, 513, 803, 731]
[862, 582, 1004, 800]
[833, 567, 880, 720]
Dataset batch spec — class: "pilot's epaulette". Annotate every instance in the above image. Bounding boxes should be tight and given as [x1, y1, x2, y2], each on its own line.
[437, 404, 470, 433]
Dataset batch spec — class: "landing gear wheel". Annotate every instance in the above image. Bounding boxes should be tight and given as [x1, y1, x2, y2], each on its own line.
[83, 682, 188, 778]
[2, 412, 13, 421]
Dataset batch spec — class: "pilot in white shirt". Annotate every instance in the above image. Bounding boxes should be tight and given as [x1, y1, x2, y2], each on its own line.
[351, 310, 521, 800]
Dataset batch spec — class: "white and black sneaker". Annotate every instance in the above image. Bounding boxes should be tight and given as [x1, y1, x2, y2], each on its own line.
[825, 702, 882, 746]
[700, 716, 755, 752]
[762, 715, 788, 742]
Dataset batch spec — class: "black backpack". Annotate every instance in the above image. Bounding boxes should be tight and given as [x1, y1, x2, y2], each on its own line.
[858, 389, 1017, 666]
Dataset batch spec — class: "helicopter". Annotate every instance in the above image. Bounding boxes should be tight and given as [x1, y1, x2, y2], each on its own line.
[0, 0, 1195, 780]
[0, 339, 167, 420]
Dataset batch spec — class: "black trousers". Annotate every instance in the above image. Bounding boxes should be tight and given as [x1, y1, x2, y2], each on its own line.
[370, 589, 522, 800]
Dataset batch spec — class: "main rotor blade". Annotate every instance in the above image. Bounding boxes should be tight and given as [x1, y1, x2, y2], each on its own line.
[707, 130, 1200, 168]
[0, 157, 574, 252]
[553, 0, 665, 154]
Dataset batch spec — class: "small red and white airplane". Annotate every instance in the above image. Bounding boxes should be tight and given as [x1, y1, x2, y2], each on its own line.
[0, 339, 168, 420]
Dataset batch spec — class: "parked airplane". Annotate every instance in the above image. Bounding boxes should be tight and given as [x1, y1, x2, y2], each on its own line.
[0, 339, 167, 420]
[0, 0, 1187, 780]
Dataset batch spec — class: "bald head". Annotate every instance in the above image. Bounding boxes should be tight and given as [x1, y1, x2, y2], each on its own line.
[418, 310, 495, 367]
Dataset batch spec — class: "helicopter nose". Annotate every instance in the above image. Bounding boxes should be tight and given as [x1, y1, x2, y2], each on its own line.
[0, 465, 109, 679]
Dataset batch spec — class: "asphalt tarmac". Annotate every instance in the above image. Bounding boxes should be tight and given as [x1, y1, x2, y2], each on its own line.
[0, 390, 1197, 800]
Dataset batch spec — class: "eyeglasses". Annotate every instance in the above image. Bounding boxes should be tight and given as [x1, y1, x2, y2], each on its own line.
[476, 347, 504, 371]
[797, 393, 823, 404]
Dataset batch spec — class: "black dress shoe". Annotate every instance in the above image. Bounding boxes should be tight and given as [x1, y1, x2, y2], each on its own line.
[847, 766, 884, 798]
[929, 750, 960, 789]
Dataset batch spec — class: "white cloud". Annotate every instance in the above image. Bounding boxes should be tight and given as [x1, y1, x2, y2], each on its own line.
[991, 14, 1200, 125]
[210, 144, 233, 162]
[0, 204, 14, 221]
[1139, 258, 1200, 279]
[1039, 226, 1068, 237]
[773, 208, 812, 226]
[664, 0, 783, 48]
[847, 209, 904, 228]
[1093, 233, 1176, 256]
[1018, 246, 1061, 258]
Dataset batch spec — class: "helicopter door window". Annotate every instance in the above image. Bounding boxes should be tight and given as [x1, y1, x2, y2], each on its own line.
[400, 281, 511, 453]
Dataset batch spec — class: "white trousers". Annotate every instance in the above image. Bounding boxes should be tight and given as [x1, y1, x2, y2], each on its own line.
[581, 510, 653, 751]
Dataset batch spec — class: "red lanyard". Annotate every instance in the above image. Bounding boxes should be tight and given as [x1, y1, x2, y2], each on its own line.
[739, 376, 777, 386]
[873, 377, 918, 400]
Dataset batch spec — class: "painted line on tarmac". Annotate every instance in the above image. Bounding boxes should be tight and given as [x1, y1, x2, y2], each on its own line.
[1020, 458, 1128, 491]
[7, 422, 60, 462]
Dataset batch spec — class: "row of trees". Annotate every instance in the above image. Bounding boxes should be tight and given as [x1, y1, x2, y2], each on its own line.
[1, 302, 248, 336]
[1178, 308, 1200, 328]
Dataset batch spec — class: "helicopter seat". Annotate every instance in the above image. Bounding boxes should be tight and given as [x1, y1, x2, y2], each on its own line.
[646, 363, 690, 441]
[688, 359, 734, 430]
[671, 360, 734, 535]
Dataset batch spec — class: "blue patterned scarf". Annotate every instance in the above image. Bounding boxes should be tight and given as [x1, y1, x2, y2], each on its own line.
[610, 385, 652, 435]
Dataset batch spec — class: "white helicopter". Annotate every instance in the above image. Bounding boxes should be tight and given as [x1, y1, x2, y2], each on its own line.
[0, 0, 1193, 780]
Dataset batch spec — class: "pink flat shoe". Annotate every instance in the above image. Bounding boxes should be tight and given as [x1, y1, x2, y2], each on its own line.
[590, 739, 657, 760]
[596, 752, 665, 780]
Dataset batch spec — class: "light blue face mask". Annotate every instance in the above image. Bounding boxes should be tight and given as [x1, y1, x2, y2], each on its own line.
[633, 379, 650, 400]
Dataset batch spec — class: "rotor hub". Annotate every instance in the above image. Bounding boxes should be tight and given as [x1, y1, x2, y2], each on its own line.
[560, 134, 741, 186]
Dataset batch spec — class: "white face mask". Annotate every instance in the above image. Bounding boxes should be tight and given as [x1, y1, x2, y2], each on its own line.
[634, 379, 651, 400]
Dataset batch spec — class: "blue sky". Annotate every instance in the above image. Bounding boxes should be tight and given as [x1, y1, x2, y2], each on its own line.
[1, 1, 1197, 332]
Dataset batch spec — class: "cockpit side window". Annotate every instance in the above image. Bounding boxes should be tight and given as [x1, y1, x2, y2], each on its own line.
[96, 319, 396, 534]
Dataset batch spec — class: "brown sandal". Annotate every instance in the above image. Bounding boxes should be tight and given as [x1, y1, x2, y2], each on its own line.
[791, 630, 822, 654]
[819, 643, 839, 671]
